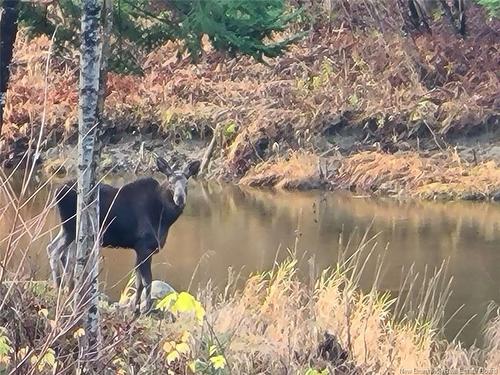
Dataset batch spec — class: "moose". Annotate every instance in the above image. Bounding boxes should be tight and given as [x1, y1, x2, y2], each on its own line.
[47, 157, 201, 315]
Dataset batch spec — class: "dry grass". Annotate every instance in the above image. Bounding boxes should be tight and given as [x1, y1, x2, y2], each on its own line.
[204, 257, 434, 374]
[333, 150, 500, 199]
[4, 230, 500, 374]
[239, 151, 321, 189]
[485, 316, 500, 367]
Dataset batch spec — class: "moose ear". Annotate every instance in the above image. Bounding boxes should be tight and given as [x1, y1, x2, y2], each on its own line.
[183, 160, 201, 179]
[156, 157, 173, 176]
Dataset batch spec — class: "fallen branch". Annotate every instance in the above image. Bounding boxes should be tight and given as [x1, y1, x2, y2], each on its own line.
[199, 123, 221, 176]
[439, 0, 465, 37]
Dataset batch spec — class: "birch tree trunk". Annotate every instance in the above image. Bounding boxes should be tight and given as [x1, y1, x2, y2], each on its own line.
[74, 0, 102, 365]
[0, 0, 19, 134]
[97, 0, 112, 122]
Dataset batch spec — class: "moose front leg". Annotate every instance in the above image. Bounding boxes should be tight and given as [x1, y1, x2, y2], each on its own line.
[133, 248, 154, 316]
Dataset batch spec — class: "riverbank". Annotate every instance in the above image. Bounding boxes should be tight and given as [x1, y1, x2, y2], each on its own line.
[34, 131, 500, 202]
[1, 5, 499, 200]
[1, 255, 500, 374]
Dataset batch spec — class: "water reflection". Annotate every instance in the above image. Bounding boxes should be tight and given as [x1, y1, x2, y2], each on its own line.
[1, 175, 499, 345]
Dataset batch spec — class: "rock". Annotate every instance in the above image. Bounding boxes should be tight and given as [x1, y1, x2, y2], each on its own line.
[145, 280, 176, 301]
[123, 280, 177, 311]
[317, 332, 348, 366]
[140, 280, 176, 313]
[492, 191, 500, 202]
[280, 177, 323, 190]
[460, 191, 486, 201]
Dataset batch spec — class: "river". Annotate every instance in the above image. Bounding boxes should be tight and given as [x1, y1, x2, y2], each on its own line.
[1, 173, 499, 346]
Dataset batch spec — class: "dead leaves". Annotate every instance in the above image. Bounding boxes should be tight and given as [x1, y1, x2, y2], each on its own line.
[2, 5, 499, 187]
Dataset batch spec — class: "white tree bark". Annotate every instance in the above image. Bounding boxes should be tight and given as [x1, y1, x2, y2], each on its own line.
[74, 0, 102, 365]
[97, 0, 113, 121]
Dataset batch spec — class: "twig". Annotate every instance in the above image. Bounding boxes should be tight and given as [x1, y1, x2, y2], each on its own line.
[205, 318, 233, 375]
[199, 124, 221, 176]
[438, 0, 464, 36]
[22, 25, 59, 197]
[472, 149, 478, 166]
[320, 147, 337, 157]
[423, 120, 445, 151]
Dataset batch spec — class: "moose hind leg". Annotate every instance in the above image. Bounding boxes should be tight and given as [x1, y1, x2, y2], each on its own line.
[133, 253, 147, 316]
[136, 252, 153, 315]
[62, 241, 77, 291]
[46, 228, 72, 287]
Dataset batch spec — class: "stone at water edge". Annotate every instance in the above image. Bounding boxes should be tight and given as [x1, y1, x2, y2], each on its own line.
[122, 280, 177, 311]
[491, 190, 500, 202]
[139, 280, 176, 312]
[142, 280, 177, 302]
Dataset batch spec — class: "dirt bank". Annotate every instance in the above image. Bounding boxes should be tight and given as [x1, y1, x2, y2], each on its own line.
[31, 123, 500, 202]
[39, 133, 210, 179]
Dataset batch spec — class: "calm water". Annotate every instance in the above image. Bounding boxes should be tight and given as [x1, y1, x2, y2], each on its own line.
[1, 174, 500, 346]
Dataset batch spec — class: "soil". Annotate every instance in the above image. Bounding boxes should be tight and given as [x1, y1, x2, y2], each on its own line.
[39, 133, 210, 180]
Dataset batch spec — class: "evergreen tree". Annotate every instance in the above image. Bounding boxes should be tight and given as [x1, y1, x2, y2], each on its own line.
[475, 0, 500, 16]
[17, 0, 302, 73]
[0, 0, 302, 129]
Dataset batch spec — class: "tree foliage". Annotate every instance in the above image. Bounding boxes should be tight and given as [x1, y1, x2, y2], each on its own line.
[18, 0, 302, 74]
[475, 0, 500, 16]
[176, 0, 303, 61]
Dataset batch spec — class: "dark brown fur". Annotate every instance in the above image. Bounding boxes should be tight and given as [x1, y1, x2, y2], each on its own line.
[47, 158, 200, 314]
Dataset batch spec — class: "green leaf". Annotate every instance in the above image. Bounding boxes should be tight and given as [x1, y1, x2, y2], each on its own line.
[19, 0, 302, 74]
[175, 342, 190, 355]
[162, 341, 175, 353]
[348, 94, 359, 107]
[172, 292, 197, 313]
[180, 330, 191, 343]
[224, 122, 237, 137]
[39, 349, 56, 371]
[173, 292, 205, 322]
[73, 328, 86, 338]
[209, 354, 226, 370]
[189, 359, 208, 372]
[0, 335, 12, 357]
[166, 350, 180, 364]
[475, 0, 500, 17]
[193, 300, 206, 324]
[156, 291, 178, 311]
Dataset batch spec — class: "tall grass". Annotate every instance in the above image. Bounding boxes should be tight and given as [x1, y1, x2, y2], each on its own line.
[1, 157, 500, 374]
